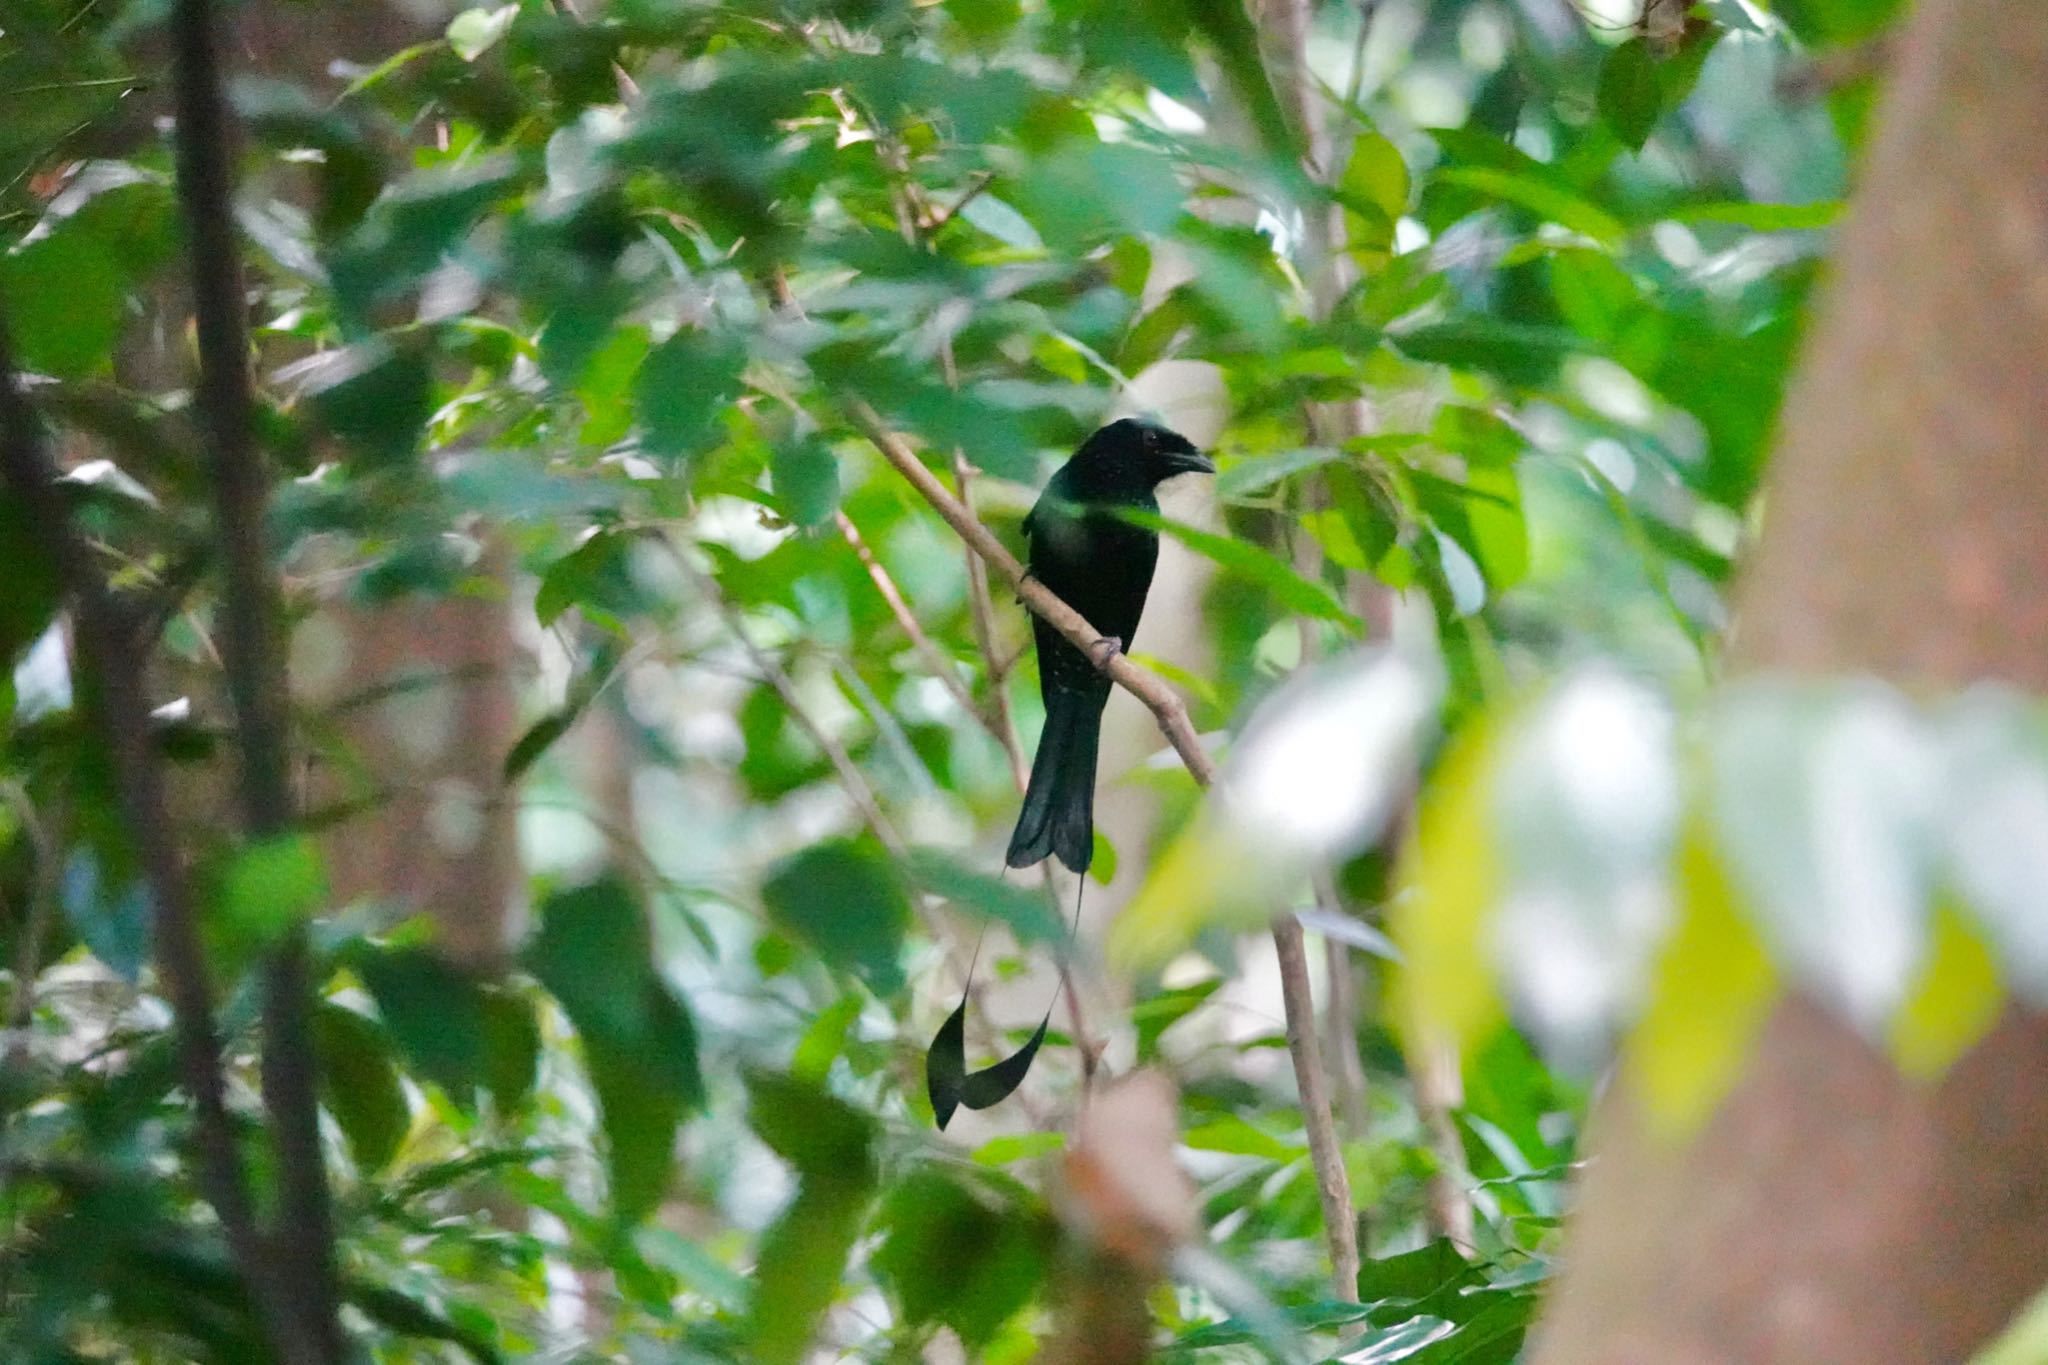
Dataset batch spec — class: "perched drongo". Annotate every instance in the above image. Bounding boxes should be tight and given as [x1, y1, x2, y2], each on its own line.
[1004, 417, 1212, 874]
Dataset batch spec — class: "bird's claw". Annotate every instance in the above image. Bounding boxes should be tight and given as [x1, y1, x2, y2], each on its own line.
[1089, 635, 1124, 669]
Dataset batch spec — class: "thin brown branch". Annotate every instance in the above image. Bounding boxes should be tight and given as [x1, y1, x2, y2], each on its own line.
[835, 509, 992, 739]
[0, 313, 296, 1360]
[949, 451, 1031, 792]
[167, 0, 338, 1353]
[674, 546, 907, 857]
[1273, 917, 1362, 1294]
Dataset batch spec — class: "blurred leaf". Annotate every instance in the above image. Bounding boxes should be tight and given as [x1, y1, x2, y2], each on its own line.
[1339, 131, 1410, 257]
[0, 177, 177, 378]
[761, 838, 912, 996]
[0, 495, 61, 667]
[1183, 1115, 1299, 1161]
[746, 1071, 877, 1365]
[526, 879, 704, 1220]
[1431, 167, 1625, 246]
[871, 1168, 1050, 1346]
[357, 944, 487, 1096]
[60, 848, 151, 982]
[218, 834, 328, 947]
[447, 5, 516, 61]
[309, 340, 435, 466]
[1625, 819, 1778, 1140]
[1887, 899, 2002, 1081]
[906, 848, 1065, 944]
[1667, 200, 1843, 231]
[1115, 506, 1360, 630]
[313, 1002, 409, 1173]
[770, 437, 841, 527]
[1392, 717, 1508, 1060]
[1392, 318, 1581, 386]
[1597, 39, 1664, 152]
[635, 327, 746, 464]
[480, 985, 542, 1112]
[1132, 978, 1221, 1061]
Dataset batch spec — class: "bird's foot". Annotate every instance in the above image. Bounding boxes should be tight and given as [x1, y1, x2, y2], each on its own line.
[1088, 635, 1124, 669]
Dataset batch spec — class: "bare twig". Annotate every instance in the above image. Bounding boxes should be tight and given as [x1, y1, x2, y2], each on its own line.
[835, 509, 992, 738]
[1273, 917, 1362, 1294]
[670, 543, 906, 858]
[167, 0, 339, 1353]
[949, 451, 1032, 792]
[0, 314, 297, 1360]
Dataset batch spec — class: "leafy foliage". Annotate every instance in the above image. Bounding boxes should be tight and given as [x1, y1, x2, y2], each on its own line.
[0, 0, 1926, 1359]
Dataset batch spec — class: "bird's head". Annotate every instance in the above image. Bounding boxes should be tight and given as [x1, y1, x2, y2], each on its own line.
[1071, 417, 1214, 493]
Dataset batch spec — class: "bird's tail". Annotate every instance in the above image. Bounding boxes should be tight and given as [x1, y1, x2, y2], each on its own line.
[1006, 691, 1102, 875]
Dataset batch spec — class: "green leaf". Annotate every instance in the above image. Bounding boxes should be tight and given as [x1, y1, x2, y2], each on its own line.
[746, 1071, 878, 1365]
[634, 327, 746, 463]
[355, 944, 487, 1096]
[1667, 200, 1844, 231]
[906, 849, 1065, 945]
[1339, 131, 1410, 256]
[0, 178, 177, 378]
[1111, 506, 1361, 631]
[1132, 978, 1221, 1061]
[1597, 38, 1664, 152]
[480, 985, 541, 1112]
[1183, 1115, 1301, 1161]
[534, 530, 637, 630]
[446, 5, 516, 61]
[871, 1168, 1051, 1346]
[1431, 167, 1626, 246]
[309, 340, 434, 466]
[218, 834, 328, 946]
[525, 879, 704, 1220]
[760, 839, 912, 996]
[770, 437, 841, 527]
[313, 1002, 409, 1173]
[0, 494, 60, 667]
[1392, 318, 1581, 387]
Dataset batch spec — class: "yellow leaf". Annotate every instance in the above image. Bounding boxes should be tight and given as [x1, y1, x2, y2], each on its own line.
[1888, 899, 2003, 1082]
[1108, 819, 1268, 970]
[1625, 819, 1777, 1142]
[1389, 717, 1505, 1060]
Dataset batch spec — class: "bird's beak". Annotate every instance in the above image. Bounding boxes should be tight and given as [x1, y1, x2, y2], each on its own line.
[1163, 449, 1215, 477]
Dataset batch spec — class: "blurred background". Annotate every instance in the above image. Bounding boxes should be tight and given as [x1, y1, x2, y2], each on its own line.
[6, 0, 2006, 1360]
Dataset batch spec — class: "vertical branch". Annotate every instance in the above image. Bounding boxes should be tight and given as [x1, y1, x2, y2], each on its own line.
[166, 0, 339, 1356]
[0, 318, 301, 1362]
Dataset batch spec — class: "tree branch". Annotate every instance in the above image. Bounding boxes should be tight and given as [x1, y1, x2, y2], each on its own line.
[167, 0, 338, 1355]
[0, 313, 298, 1361]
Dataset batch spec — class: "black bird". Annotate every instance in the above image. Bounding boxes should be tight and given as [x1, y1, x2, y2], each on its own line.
[1005, 418, 1213, 875]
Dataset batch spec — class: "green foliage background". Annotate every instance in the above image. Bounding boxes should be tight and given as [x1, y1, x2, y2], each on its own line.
[0, 0, 1905, 1359]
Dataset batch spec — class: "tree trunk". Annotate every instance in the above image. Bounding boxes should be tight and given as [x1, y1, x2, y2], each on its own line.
[1531, 0, 2048, 1360]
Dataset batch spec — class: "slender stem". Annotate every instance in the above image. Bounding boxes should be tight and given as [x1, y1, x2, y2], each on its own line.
[949, 451, 1031, 792]
[167, 0, 338, 1353]
[672, 544, 906, 858]
[835, 509, 994, 741]
[1273, 917, 1362, 1295]
[0, 314, 299, 1361]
